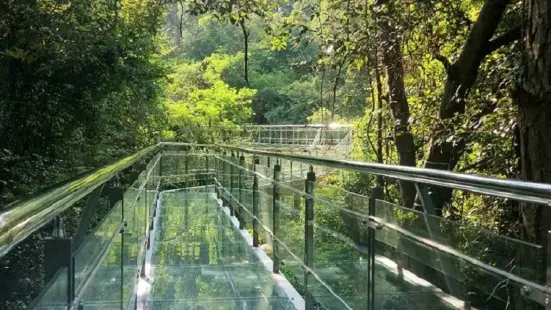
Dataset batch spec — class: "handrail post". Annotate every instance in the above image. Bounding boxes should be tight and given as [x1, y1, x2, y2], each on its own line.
[44, 216, 74, 305]
[304, 166, 315, 310]
[272, 162, 281, 273]
[184, 152, 189, 175]
[230, 152, 236, 216]
[222, 151, 227, 206]
[367, 185, 383, 310]
[253, 156, 260, 247]
[290, 160, 293, 180]
[216, 152, 220, 198]
[205, 153, 209, 179]
[238, 155, 245, 229]
[158, 149, 163, 189]
[205, 152, 210, 193]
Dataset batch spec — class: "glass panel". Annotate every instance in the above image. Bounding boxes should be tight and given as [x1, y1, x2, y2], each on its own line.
[375, 200, 543, 281]
[257, 188, 274, 254]
[240, 169, 254, 230]
[81, 234, 122, 310]
[306, 275, 360, 310]
[74, 200, 123, 291]
[122, 187, 146, 309]
[32, 268, 68, 309]
[373, 199, 545, 309]
[304, 180, 369, 310]
[276, 172, 305, 264]
[147, 189, 295, 310]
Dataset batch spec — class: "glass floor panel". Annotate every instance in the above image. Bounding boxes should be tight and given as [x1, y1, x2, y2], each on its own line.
[146, 190, 296, 310]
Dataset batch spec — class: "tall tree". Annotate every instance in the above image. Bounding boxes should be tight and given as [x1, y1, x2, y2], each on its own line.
[515, 0, 551, 245]
[424, 0, 520, 213]
[376, 0, 417, 207]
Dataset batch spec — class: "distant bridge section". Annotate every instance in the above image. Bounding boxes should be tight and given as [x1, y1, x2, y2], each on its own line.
[241, 124, 354, 157]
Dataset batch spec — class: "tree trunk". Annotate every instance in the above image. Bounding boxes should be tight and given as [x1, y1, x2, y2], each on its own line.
[380, 17, 416, 208]
[375, 51, 385, 187]
[167, 3, 181, 46]
[513, 4, 551, 309]
[239, 19, 250, 87]
[423, 0, 512, 214]
[516, 0, 551, 252]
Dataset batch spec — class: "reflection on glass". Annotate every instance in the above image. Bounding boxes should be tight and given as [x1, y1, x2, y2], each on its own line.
[147, 189, 295, 309]
[32, 268, 68, 309]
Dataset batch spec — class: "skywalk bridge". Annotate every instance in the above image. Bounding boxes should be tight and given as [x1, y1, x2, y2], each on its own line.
[234, 124, 354, 159]
[1, 142, 551, 310]
[241, 124, 353, 147]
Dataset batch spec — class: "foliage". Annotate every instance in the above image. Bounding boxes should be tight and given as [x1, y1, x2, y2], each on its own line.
[163, 53, 255, 143]
[0, 0, 165, 307]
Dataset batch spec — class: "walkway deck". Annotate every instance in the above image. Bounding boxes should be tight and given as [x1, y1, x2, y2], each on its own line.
[138, 187, 299, 310]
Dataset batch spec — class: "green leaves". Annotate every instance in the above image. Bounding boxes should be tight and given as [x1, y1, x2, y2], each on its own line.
[163, 53, 254, 142]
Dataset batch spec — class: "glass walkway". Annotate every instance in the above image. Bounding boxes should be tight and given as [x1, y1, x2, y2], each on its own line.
[2, 142, 551, 310]
[141, 187, 298, 310]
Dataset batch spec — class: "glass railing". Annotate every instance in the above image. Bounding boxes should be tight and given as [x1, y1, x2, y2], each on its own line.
[239, 124, 354, 147]
[31, 154, 161, 310]
[212, 147, 551, 310]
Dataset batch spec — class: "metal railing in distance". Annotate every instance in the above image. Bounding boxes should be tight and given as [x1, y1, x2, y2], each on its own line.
[238, 124, 354, 148]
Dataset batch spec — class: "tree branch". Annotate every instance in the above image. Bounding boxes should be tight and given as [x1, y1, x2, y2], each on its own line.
[433, 54, 451, 72]
[485, 25, 521, 55]
[458, 158, 489, 172]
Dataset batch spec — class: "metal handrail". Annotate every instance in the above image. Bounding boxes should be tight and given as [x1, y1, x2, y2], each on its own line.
[243, 124, 354, 128]
[216, 155, 551, 300]
[218, 144, 551, 205]
[0, 143, 161, 258]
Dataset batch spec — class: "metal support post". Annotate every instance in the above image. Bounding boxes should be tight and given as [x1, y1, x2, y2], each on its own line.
[238, 155, 245, 229]
[185, 153, 189, 175]
[253, 157, 260, 247]
[367, 186, 383, 310]
[73, 185, 104, 250]
[272, 162, 281, 273]
[159, 150, 163, 185]
[220, 152, 225, 204]
[205, 153, 209, 182]
[215, 153, 220, 198]
[230, 152, 236, 216]
[44, 216, 74, 305]
[304, 166, 316, 310]
[290, 160, 293, 179]
[120, 219, 127, 310]
[545, 231, 551, 309]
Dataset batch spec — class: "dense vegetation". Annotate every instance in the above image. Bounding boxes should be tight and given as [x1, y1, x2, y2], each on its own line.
[1, 0, 551, 308]
[160, 0, 549, 245]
